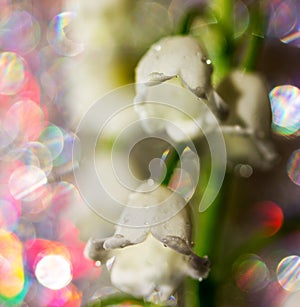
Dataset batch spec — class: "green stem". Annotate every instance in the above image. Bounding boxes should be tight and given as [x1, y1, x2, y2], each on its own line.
[161, 144, 185, 186]
[242, 2, 266, 71]
[176, 6, 207, 35]
[183, 155, 229, 307]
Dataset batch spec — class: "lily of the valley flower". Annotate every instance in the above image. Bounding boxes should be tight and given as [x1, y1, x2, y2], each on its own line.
[217, 70, 279, 170]
[134, 35, 229, 134]
[135, 34, 278, 170]
[84, 183, 210, 303]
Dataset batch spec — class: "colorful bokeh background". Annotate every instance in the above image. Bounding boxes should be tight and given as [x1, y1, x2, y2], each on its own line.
[1, 0, 300, 306]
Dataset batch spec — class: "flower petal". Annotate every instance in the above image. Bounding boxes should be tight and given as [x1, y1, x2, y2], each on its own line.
[186, 254, 211, 280]
[84, 237, 108, 263]
[151, 206, 192, 254]
[103, 230, 148, 250]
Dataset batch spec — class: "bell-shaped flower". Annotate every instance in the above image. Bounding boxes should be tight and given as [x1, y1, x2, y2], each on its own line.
[135, 37, 278, 171]
[84, 182, 210, 303]
[133, 35, 228, 135]
[217, 70, 279, 170]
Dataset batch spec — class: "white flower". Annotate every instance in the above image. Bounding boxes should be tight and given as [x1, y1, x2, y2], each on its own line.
[134, 35, 228, 135]
[217, 70, 279, 170]
[134, 35, 279, 170]
[84, 183, 210, 303]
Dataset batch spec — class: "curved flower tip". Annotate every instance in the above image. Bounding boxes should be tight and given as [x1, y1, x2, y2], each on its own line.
[134, 35, 229, 134]
[217, 70, 280, 171]
[84, 184, 210, 303]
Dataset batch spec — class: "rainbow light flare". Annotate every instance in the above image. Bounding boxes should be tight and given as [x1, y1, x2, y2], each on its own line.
[269, 85, 300, 136]
[277, 255, 300, 292]
[287, 149, 300, 185]
[0, 1, 102, 305]
[47, 12, 84, 57]
[233, 254, 270, 293]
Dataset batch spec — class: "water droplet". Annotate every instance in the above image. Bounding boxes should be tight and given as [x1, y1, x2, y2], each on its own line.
[154, 44, 161, 51]
[147, 289, 162, 304]
[106, 256, 115, 271]
[147, 178, 154, 186]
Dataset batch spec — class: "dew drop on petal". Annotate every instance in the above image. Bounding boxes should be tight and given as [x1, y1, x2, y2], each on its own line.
[233, 254, 270, 292]
[38, 125, 64, 160]
[269, 85, 300, 135]
[277, 255, 300, 292]
[8, 165, 47, 201]
[47, 12, 84, 57]
[154, 44, 161, 52]
[0, 52, 25, 95]
[287, 149, 300, 185]
[106, 256, 115, 271]
[35, 254, 73, 290]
